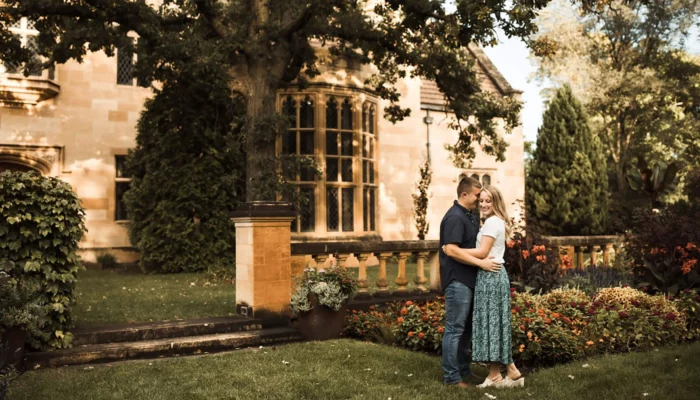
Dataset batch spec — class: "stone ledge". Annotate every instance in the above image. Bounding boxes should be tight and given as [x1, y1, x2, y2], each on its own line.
[541, 235, 624, 247]
[27, 327, 303, 368]
[291, 240, 440, 255]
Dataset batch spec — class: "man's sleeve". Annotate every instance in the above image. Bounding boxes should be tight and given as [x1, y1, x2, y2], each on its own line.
[443, 215, 465, 245]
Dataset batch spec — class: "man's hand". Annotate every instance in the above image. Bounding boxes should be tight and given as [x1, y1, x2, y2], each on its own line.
[478, 257, 501, 273]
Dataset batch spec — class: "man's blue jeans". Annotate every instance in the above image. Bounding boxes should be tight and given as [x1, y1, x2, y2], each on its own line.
[442, 281, 474, 385]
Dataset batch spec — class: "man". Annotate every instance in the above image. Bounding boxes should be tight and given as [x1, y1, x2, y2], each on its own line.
[440, 176, 501, 388]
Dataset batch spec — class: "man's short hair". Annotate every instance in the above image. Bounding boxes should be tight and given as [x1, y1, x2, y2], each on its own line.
[457, 176, 482, 197]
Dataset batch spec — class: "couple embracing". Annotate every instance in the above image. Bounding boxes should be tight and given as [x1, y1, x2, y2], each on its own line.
[439, 176, 523, 389]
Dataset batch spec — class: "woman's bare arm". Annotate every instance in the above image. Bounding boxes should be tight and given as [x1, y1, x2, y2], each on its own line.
[443, 242, 501, 272]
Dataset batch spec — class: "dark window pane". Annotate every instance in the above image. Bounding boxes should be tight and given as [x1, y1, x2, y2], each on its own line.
[283, 131, 296, 154]
[362, 160, 368, 183]
[471, 174, 480, 181]
[283, 96, 297, 128]
[369, 137, 375, 159]
[117, 42, 134, 85]
[115, 155, 129, 178]
[362, 135, 367, 158]
[369, 161, 374, 184]
[341, 98, 353, 130]
[326, 98, 338, 129]
[300, 97, 314, 128]
[291, 216, 298, 232]
[341, 132, 353, 156]
[300, 131, 314, 155]
[300, 187, 315, 232]
[482, 174, 491, 186]
[326, 131, 338, 155]
[369, 107, 375, 134]
[341, 159, 353, 182]
[300, 164, 315, 182]
[342, 188, 354, 232]
[326, 188, 339, 231]
[326, 157, 338, 181]
[363, 188, 369, 231]
[369, 189, 376, 231]
[115, 181, 130, 221]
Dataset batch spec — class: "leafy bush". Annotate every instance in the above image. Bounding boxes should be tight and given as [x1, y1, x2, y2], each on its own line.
[0, 272, 46, 335]
[345, 287, 700, 368]
[291, 265, 358, 313]
[0, 172, 86, 349]
[557, 264, 633, 295]
[505, 225, 562, 294]
[124, 62, 245, 273]
[0, 330, 19, 400]
[96, 253, 118, 269]
[626, 208, 700, 294]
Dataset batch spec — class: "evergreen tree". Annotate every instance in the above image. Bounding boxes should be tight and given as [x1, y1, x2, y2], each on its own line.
[527, 85, 608, 235]
[124, 64, 245, 273]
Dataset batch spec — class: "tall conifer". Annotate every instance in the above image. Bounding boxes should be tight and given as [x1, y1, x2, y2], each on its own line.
[527, 85, 608, 235]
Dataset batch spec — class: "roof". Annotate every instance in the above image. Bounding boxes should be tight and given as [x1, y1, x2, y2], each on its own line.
[420, 44, 521, 110]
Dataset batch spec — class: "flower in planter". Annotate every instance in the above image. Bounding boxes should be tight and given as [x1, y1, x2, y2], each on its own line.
[290, 264, 358, 314]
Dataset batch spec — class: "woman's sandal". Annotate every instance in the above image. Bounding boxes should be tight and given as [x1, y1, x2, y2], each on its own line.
[496, 375, 525, 388]
[477, 376, 505, 388]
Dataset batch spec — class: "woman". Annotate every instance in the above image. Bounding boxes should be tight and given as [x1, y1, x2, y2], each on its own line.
[443, 185, 523, 388]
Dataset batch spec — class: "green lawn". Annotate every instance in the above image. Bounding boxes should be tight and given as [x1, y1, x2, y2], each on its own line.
[8, 340, 700, 400]
[73, 269, 236, 327]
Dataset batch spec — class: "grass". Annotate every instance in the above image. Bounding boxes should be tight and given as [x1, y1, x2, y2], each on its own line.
[73, 269, 236, 327]
[8, 340, 700, 400]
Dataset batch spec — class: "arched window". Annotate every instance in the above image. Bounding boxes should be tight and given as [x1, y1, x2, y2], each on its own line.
[482, 174, 491, 186]
[279, 91, 378, 236]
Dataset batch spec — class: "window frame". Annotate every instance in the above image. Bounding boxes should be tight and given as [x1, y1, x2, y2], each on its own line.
[114, 155, 132, 222]
[277, 89, 380, 238]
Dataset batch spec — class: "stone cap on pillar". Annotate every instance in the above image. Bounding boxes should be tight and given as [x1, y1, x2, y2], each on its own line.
[230, 201, 296, 221]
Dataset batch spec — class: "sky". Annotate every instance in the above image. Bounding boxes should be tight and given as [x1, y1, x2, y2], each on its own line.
[481, 28, 700, 145]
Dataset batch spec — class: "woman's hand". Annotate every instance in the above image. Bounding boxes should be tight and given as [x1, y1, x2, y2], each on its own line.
[478, 257, 501, 272]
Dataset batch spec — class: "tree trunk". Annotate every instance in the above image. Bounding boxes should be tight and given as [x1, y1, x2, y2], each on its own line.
[244, 70, 279, 202]
[616, 162, 627, 195]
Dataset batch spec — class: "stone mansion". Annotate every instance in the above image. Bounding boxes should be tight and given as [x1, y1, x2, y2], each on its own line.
[0, 18, 525, 262]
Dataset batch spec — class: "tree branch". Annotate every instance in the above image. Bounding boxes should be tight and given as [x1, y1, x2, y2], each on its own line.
[193, 0, 227, 39]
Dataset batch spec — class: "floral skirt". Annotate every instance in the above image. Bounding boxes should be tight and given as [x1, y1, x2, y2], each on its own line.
[472, 267, 513, 365]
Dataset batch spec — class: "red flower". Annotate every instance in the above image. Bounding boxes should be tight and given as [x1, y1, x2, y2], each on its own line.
[397, 317, 404, 323]
[570, 302, 577, 308]
[510, 292, 516, 298]
[437, 327, 444, 333]
[618, 311, 628, 319]
[663, 322, 670, 329]
[405, 301, 413, 307]
[418, 332, 425, 340]
[408, 331, 415, 338]
[695, 296, 700, 302]
[422, 315, 429, 322]
[666, 312, 677, 321]
[510, 287, 517, 292]
[631, 300, 640, 307]
[369, 305, 375, 311]
[400, 308, 408, 316]
[641, 286, 648, 292]
[513, 305, 522, 313]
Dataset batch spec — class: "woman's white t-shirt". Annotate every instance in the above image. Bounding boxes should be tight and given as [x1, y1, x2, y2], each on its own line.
[476, 216, 506, 265]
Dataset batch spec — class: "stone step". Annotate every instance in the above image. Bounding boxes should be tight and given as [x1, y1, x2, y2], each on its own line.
[72, 316, 264, 346]
[27, 327, 303, 368]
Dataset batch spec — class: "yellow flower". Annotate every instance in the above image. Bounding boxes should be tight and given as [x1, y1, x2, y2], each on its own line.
[586, 340, 594, 346]
[599, 338, 604, 343]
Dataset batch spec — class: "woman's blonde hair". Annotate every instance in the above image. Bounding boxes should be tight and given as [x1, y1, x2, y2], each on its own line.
[481, 185, 513, 239]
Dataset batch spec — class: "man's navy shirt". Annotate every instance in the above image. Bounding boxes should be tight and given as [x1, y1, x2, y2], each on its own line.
[439, 200, 479, 289]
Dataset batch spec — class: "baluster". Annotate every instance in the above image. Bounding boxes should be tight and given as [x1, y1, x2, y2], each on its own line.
[428, 250, 440, 293]
[575, 246, 584, 269]
[315, 253, 329, 270]
[336, 253, 350, 268]
[603, 244, 612, 267]
[375, 252, 392, 297]
[588, 245, 599, 266]
[356, 253, 372, 299]
[414, 251, 429, 294]
[394, 252, 410, 295]
[613, 244, 621, 268]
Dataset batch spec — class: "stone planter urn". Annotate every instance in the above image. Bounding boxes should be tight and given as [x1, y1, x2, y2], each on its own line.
[0, 327, 26, 371]
[296, 294, 347, 341]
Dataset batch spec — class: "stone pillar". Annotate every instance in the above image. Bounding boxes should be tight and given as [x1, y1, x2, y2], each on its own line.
[394, 252, 411, 295]
[414, 251, 429, 294]
[231, 202, 296, 324]
[428, 251, 441, 293]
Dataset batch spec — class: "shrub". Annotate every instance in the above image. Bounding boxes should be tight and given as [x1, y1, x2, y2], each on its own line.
[393, 300, 445, 352]
[0, 172, 86, 349]
[557, 264, 633, 295]
[505, 227, 562, 294]
[674, 289, 700, 340]
[626, 208, 700, 295]
[96, 253, 118, 269]
[124, 62, 245, 273]
[0, 272, 46, 336]
[344, 306, 397, 345]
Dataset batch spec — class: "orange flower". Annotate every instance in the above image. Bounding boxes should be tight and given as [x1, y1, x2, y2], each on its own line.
[408, 331, 415, 338]
[405, 301, 413, 307]
[527, 331, 533, 340]
[586, 340, 594, 346]
[544, 318, 552, 324]
[519, 324, 526, 331]
[418, 332, 425, 340]
[397, 317, 404, 323]
[599, 338, 604, 343]
[400, 308, 408, 316]
[507, 240, 516, 248]
[519, 344, 525, 353]
[437, 326, 444, 333]
[551, 312, 561, 319]
[522, 250, 530, 260]
[422, 315, 429, 322]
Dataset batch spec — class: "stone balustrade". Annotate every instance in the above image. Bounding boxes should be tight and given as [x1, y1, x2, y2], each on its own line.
[541, 235, 625, 268]
[291, 240, 441, 299]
